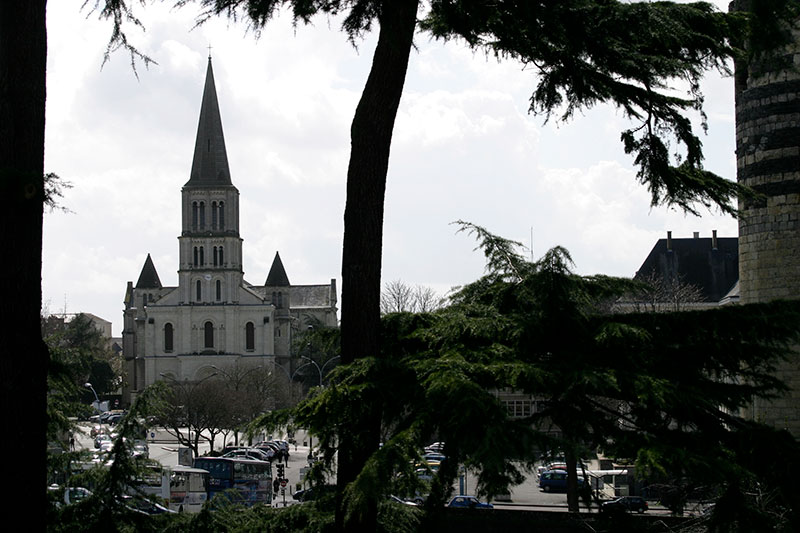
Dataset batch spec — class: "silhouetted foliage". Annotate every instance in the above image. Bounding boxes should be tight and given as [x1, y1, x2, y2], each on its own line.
[78, 2, 800, 530]
[265, 222, 800, 526]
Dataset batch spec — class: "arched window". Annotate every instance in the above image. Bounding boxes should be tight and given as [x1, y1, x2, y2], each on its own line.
[216, 280, 221, 301]
[219, 202, 225, 230]
[213, 246, 218, 266]
[204, 321, 214, 348]
[164, 323, 174, 352]
[193, 247, 198, 266]
[219, 246, 224, 266]
[199, 201, 205, 229]
[192, 202, 198, 230]
[199, 246, 205, 266]
[211, 201, 218, 229]
[196, 280, 202, 301]
[245, 322, 255, 351]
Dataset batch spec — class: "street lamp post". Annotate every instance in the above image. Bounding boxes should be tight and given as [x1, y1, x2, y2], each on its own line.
[84, 382, 108, 413]
[298, 327, 341, 462]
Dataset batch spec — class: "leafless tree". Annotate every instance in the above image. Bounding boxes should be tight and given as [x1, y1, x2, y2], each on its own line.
[380, 279, 444, 314]
[619, 270, 705, 313]
[155, 377, 231, 457]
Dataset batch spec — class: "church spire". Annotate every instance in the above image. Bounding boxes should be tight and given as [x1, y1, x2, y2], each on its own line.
[265, 252, 290, 286]
[136, 254, 162, 289]
[186, 57, 232, 187]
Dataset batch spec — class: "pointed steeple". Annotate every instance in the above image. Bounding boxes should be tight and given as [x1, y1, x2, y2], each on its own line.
[136, 254, 162, 289]
[185, 57, 232, 187]
[265, 252, 290, 286]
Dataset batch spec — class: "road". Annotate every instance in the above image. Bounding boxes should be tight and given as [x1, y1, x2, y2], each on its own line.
[74, 422, 673, 514]
[74, 422, 319, 507]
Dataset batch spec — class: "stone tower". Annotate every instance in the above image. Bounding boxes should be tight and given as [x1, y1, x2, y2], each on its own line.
[733, 2, 800, 434]
[178, 58, 244, 306]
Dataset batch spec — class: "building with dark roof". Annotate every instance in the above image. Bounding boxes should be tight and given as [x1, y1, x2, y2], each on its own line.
[122, 58, 337, 404]
[634, 230, 739, 305]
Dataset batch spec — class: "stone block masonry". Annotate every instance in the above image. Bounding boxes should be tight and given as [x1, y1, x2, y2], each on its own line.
[734, 6, 800, 436]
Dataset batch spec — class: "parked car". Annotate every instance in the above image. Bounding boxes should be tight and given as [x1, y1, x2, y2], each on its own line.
[253, 442, 280, 460]
[63, 487, 92, 506]
[105, 413, 124, 425]
[292, 485, 336, 502]
[538, 469, 586, 492]
[424, 442, 445, 454]
[132, 441, 149, 459]
[222, 448, 272, 462]
[447, 495, 493, 509]
[94, 434, 112, 449]
[274, 440, 290, 457]
[601, 496, 649, 514]
[388, 495, 419, 507]
[120, 494, 176, 515]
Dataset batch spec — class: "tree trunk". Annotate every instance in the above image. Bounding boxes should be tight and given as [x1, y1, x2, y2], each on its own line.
[0, 1, 47, 522]
[336, 0, 418, 531]
[565, 449, 580, 513]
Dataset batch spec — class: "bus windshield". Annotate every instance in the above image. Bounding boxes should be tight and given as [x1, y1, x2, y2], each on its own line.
[167, 466, 209, 513]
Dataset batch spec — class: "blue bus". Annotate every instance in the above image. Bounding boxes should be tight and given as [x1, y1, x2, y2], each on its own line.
[193, 457, 272, 506]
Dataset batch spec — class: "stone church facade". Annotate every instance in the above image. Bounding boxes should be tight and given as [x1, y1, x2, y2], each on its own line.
[121, 58, 337, 404]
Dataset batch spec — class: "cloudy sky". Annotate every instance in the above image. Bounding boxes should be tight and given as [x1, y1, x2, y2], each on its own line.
[43, 1, 738, 336]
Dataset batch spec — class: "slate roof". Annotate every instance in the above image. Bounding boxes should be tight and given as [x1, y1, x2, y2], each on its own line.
[135, 254, 162, 289]
[265, 251, 291, 286]
[185, 57, 233, 187]
[291, 285, 336, 307]
[634, 234, 739, 303]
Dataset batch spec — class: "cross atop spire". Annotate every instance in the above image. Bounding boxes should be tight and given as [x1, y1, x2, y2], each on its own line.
[185, 57, 232, 187]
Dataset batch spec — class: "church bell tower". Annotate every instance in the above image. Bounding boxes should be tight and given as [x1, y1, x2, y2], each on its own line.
[177, 57, 244, 304]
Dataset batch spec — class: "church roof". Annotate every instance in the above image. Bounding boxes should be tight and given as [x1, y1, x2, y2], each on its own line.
[185, 57, 232, 187]
[135, 254, 162, 289]
[265, 251, 290, 286]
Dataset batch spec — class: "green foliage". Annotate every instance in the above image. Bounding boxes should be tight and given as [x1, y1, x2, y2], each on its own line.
[48, 382, 175, 532]
[43, 313, 119, 397]
[263, 222, 800, 524]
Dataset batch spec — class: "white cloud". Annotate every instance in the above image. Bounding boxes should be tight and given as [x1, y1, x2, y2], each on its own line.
[43, 2, 740, 335]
